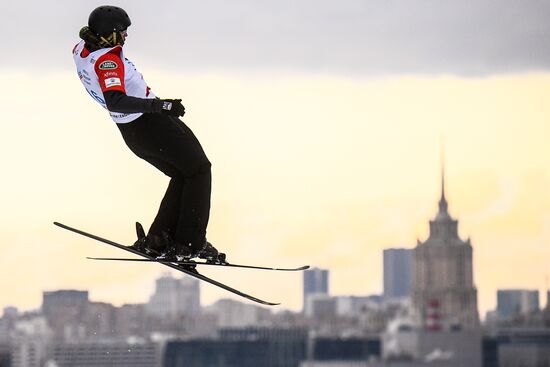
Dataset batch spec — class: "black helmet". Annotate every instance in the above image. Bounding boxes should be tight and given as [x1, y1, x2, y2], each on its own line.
[88, 5, 131, 36]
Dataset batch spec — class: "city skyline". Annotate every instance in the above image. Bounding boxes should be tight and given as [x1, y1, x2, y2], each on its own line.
[3, 236, 549, 318]
[3, 270, 548, 328]
[3, 118, 547, 316]
[1, 1, 549, 320]
[4, 228, 549, 319]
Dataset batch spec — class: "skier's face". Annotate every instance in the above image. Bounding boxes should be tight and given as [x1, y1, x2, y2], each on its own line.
[120, 29, 128, 42]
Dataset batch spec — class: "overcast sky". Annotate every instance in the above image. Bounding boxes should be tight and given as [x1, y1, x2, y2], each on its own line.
[2, 0, 550, 76]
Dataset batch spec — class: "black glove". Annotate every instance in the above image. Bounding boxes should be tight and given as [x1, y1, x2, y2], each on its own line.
[153, 98, 185, 117]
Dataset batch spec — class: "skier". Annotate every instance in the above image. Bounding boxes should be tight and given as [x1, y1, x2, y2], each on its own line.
[72, 5, 223, 262]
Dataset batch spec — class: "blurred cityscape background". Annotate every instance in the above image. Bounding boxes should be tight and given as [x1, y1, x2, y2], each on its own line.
[1, 175, 549, 367]
[2, 1, 550, 366]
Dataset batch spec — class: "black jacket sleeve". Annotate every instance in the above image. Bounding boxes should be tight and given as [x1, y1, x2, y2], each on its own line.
[103, 90, 161, 114]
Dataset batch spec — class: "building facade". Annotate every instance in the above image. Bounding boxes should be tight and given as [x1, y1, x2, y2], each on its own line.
[147, 273, 200, 318]
[47, 342, 160, 367]
[411, 173, 479, 329]
[41, 290, 89, 340]
[497, 289, 540, 318]
[383, 248, 412, 300]
[303, 268, 329, 316]
[207, 299, 271, 328]
[165, 327, 308, 367]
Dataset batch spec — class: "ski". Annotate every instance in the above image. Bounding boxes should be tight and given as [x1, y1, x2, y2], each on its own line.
[86, 257, 309, 272]
[53, 222, 280, 306]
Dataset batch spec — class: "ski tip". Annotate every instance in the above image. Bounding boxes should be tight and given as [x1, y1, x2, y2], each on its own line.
[258, 301, 281, 306]
[53, 222, 73, 231]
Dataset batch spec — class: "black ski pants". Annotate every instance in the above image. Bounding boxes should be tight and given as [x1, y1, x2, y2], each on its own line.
[117, 113, 211, 249]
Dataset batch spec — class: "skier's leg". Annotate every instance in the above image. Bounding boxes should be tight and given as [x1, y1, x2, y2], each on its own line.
[117, 114, 216, 254]
[148, 117, 215, 254]
[148, 175, 183, 239]
[116, 115, 184, 246]
[174, 162, 212, 249]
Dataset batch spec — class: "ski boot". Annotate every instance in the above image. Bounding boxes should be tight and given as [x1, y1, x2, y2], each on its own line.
[155, 235, 194, 262]
[156, 244, 191, 261]
[130, 236, 148, 253]
[155, 240, 198, 273]
[130, 222, 171, 257]
[191, 240, 226, 264]
[130, 222, 148, 253]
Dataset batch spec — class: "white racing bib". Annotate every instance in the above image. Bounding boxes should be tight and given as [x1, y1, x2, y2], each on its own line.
[73, 40, 156, 123]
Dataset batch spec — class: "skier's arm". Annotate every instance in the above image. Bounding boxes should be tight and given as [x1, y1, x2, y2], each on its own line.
[104, 90, 160, 113]
[103, 91, 185, 116]
[95, 49, 184, 116]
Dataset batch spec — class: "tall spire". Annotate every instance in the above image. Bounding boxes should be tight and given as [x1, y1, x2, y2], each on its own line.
[438, 141, 449, 215]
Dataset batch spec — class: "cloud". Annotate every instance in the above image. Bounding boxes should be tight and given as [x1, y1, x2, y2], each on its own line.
[2, 0, 550, 76]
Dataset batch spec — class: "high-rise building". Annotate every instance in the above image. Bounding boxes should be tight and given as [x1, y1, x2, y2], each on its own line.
[147, 273, 200, 318]
[497, 289, 539, 318]
[303, 268, 329, 315]
[411, 168, 479, 329]
[383, 248, 412, 300]
[42, 290, 89, 316]
[41, 290, 89, 340]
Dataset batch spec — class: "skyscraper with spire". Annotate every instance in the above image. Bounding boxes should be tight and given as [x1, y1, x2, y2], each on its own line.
[411, 167, 480, 329]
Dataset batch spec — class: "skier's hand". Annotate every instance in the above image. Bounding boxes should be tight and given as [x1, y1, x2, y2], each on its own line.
[154, 98, 185, 117]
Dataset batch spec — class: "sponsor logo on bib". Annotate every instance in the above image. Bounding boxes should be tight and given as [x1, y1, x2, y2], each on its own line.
[105, 77, 122, 88]
[99, 60, 118, 70]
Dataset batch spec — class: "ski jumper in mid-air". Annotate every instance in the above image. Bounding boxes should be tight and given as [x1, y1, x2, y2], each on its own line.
[72, 5, 223, 262]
